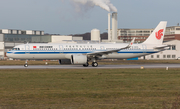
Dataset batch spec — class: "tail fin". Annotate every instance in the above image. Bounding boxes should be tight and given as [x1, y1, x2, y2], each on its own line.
[143, 21, 167, 45]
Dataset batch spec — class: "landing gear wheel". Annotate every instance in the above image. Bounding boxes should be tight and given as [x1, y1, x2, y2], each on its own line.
[92, 62, 98, 67]
[24, 64, 28, 67]
[83, 63, 89, 67]
[24, 59, 28, 67]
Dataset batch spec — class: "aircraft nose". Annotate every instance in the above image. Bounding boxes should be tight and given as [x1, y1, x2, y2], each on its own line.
[6, 51, 13, 58]
[6, 52, 10, 57]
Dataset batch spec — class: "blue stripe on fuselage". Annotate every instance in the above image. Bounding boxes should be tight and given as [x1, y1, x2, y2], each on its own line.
[7, 50, 158, 54]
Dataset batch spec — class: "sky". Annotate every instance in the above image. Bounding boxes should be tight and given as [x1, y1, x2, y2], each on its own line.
[0, 0, 180, 35]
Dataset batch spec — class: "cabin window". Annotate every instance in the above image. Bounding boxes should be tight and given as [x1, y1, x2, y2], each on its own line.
[12, 48, 20, 50]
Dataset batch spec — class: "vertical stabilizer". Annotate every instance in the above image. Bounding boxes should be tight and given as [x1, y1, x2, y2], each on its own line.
[143, 21, 167, 45]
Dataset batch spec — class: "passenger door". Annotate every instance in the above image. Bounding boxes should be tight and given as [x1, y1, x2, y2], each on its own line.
[100, 46, 105, 51]
[142, 45, 147, 53]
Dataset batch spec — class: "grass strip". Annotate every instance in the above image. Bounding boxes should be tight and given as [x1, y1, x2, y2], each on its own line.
[0, 69, 179, 108]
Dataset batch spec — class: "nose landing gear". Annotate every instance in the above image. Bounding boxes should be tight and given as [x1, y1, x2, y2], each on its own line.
[24, 64, 28, 67]
[24, 60, 28, 67]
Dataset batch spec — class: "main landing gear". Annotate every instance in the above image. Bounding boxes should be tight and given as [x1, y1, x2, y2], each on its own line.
[24, 60, 28, 67]
[92, 58, 98, 67]
[92, 62, 98, 67]
[83, 62, 98, 67]
[83, 62, 89, 67]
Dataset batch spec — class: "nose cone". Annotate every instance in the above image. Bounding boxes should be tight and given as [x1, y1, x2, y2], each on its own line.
[6, 51, 13, 58]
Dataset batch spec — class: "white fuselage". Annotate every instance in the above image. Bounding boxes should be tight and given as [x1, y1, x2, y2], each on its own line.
[7, 43, 162, 60]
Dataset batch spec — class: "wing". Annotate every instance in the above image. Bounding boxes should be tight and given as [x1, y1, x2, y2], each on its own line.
[87, 38, 135, 57]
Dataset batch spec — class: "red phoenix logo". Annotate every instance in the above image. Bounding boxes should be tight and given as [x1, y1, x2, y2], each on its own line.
[156, 29, 164, 40]
[33, 46, 37, 48]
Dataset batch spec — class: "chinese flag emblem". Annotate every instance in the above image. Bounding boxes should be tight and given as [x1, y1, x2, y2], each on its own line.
[33, 46, 37, 48]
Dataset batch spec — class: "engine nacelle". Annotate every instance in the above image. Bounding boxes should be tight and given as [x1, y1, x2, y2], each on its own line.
[72, 54, 87, 65]
[59, 54, 87, 65]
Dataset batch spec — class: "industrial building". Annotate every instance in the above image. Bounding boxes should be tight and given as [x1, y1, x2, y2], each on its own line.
[117, 25, 180, 43]
[141, 40, 180, 60]
[0, 29, 83, 58]
[104, 11, 180, 60]
[106, 12, 180, 43]
[105, 12, 180, 60]
[108, 23, 180, 60]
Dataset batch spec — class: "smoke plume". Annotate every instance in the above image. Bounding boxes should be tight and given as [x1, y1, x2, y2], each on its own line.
[70, 0, 117, 12]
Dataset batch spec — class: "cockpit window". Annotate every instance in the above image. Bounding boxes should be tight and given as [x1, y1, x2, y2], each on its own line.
[12, 48, 20, 50]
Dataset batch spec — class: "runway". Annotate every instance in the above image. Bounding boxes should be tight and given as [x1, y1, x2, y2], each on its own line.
[0, 64, 180, 69]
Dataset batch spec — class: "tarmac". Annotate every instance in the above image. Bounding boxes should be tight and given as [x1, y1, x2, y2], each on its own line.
[0, 64, 179, 69]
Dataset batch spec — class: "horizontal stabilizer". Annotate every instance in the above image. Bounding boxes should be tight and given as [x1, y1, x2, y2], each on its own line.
[154, 45, 170, 49]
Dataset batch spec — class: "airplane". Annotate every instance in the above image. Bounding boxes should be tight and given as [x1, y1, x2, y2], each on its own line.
[7, 21, 168, 67]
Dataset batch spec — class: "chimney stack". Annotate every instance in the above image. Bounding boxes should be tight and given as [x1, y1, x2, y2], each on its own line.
[112, 12, 118, 41]
[108, 13, 111, 41]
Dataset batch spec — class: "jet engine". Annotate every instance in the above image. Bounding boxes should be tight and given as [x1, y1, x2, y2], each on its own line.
[59, 54, 87, 65]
